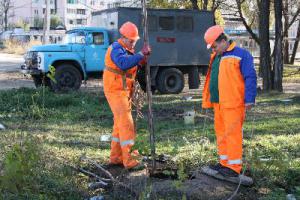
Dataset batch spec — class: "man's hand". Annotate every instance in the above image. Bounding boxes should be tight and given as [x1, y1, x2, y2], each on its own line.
[141, 44, 151, 56]
[245, 103, 254, 110]
[139, 56, 147, 66]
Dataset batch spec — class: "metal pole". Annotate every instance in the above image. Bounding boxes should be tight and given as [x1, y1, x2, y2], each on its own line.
[141, 0, 156, 173]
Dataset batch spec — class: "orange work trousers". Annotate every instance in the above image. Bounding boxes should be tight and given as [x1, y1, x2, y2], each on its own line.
[104, 90, 139, 169]
[213, 103, 245, 173]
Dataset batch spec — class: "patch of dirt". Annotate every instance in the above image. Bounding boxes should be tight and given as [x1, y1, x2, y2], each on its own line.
[88, 163, 258, 200]
[0, 72, 35, 90]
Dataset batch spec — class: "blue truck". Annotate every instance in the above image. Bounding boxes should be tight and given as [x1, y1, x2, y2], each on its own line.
[21, 7, 214, 94]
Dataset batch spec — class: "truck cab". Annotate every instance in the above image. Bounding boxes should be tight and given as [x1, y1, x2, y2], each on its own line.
[21, 27, 109, 91]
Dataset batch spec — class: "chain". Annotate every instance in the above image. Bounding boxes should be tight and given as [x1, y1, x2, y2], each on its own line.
[132, 81, 146, 119]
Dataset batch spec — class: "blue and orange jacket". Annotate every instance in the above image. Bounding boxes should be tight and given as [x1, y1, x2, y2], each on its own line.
[103, 39, 143, 93]
[202, 42, 257, 108]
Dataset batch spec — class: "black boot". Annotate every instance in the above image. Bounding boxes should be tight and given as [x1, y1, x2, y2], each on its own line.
[209, 163, 224, 171]
[218, 167, 239, 177]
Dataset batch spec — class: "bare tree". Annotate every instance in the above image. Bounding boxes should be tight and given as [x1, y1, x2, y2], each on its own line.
[290, 20, 300, 64]
[190, 0, 199, 9]
[259, 0, 272, 91]
[282, 0, 300, 64]
[273, 0, 283, 91]
[188, 0, 225, 12]
[235, 0, 260, 45]
[0, 0, 11, 31]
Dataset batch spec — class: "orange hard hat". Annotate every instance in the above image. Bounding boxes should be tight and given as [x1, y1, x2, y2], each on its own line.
[204, 25, 224, 49]
[119, 21, 140, 41]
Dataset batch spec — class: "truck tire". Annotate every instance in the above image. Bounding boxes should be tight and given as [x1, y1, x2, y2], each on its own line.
[50, 64, 82, 92]
[188, 66, 200, 89]
[32, 75, 50, 88]
[137, 69, 156, 93]
[156, 68, 184, 94]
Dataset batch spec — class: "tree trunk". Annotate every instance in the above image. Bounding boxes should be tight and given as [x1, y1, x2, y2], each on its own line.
[4, 11, 8, 31]
[259, 0, 272, 91]
[283, 0, 289, 64]
[190, 0, 199, 10]
[273, 0, 283, 92]
[236, 0, 260, 45]
[203, 0, 208, 10]
[290, 21, 300, 64]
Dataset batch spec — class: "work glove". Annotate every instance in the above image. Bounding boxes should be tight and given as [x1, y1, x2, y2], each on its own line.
[141, 44, 151, 56]
[138, 56, 148, 67]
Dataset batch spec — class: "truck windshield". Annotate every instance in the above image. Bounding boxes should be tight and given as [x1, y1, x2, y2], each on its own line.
[63, 32, 85, 44]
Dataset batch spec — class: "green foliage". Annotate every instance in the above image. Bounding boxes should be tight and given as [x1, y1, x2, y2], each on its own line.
[15, 19, 30, 31]
[173, 162, 188, 189]
[0, 87, 299, 198]
[132, 129, 151, 155]
[0, 136, 41, 194]
[50, 15, 63, 29]
[33, 17, 44, 28]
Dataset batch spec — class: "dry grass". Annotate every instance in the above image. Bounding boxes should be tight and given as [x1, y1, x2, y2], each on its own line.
[1, 39, 42, 55]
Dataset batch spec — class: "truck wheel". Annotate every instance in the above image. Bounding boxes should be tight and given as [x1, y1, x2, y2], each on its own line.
[156, 68, 184, 94]
[188, 66, 200, 89]
[137, 69, 156, 93]
[50, 64, 82, 92]
[32, 75, 50, 88]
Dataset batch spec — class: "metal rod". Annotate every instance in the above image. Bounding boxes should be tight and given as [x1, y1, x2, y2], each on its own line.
[141, 0, 156, 173]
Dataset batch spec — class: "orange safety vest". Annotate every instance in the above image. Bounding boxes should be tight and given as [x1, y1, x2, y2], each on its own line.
[202, 42, 247, 108]
[103, 39, 138, 93]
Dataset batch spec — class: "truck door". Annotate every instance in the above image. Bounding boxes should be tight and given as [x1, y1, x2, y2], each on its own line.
[85, 32, 108, 72]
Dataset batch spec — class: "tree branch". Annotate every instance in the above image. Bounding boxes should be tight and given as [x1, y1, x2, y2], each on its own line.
[236, 0, 260, 45]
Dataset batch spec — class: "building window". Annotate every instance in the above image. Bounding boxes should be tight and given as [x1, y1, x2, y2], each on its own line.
[67, 0, 77, 4]
[93, 32, 104, 45]
[34, 9, 39, 15]
[114, 2, 120, 7]
[42, 8, 55, 14]
[100, 1, 104, 6]
[67, 9, 76, 14]
[77, 9, 86, 15]
[69, 20, 74, 24]
[159, 16, 174, 31]
[176, 16, 193, 32]
[76, 19, 86, 25]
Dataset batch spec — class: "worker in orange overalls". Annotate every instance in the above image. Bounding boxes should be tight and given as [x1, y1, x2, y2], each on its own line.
[103, 21, 151, 170]
[202, 25, 257, 177]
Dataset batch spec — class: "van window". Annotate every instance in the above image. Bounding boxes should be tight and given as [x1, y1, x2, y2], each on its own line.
[159, 16, 174, 31]
[177, 16, 193, 32]
[93, 32, 104, 45]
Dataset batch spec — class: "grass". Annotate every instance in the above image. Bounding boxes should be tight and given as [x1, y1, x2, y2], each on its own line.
[0, 87, 299, 199]
[0, 39, 42, 55]
[283, 65, 300, 83]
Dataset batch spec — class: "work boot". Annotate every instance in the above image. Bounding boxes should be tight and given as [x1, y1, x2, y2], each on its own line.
[218, 167, 239, 177]
[209, 163, 224, 171]
[127, 163, 146, 171]
[103, 162, 123, 169]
